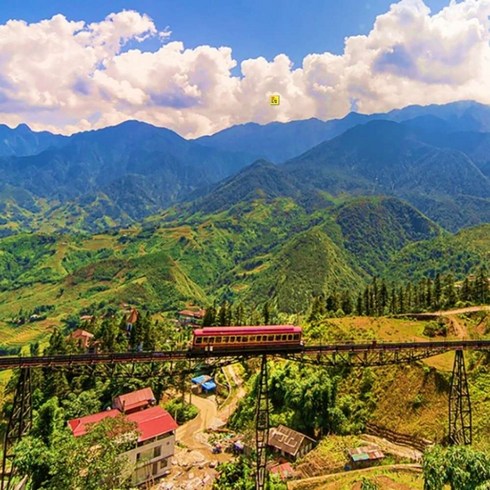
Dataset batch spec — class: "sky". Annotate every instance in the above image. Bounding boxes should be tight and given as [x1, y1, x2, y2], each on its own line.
[0, 0, 489, 137]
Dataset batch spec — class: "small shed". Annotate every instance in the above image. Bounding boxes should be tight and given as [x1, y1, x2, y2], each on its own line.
[268, 425, 316, 460]
[347, 445, 384, 469]
[191, 374, 217, 394]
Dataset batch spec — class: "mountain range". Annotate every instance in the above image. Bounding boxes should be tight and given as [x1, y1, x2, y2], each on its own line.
[0, 100, 488, 237]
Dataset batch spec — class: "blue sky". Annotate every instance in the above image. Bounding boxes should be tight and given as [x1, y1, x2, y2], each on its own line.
[0, 0, 488, 137]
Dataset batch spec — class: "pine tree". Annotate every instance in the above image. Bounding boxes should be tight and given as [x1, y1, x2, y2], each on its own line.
[443, 274, 457, 309]
[341, 291, 353, 315]
[202, 306, 216, 326]
[218, 302, 228, 326]
[389, 286, 397, 314]
[433, 274, 442, 311]
[426, 278, 432, 309]
[262, 302, 270, 325]
[356, 293, 363, 316]
[398, 287, 405, 313]
[379, 280, 388, 315]
[460, 277, 472, 303]
[474, 266, 489, 304]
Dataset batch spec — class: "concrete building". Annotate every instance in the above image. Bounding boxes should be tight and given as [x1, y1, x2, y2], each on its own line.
[68, 389, 177, 486]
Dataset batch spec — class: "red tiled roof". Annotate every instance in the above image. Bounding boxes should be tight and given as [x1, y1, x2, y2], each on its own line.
[179, 309, 205, 318]
[113, 388, 155, 412]
[68, 406, 177, 442]
[127, 406, 178, 442]
[68, 409, 120, 437]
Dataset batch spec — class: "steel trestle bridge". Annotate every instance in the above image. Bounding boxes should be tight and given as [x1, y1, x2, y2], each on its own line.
[1, 339, 486, 490]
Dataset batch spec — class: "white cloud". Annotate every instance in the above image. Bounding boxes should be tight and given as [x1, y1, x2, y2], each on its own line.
[0, 1, 490, 138]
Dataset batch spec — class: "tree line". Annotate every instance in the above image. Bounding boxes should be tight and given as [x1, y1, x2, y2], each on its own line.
[308, 267, 489, 320]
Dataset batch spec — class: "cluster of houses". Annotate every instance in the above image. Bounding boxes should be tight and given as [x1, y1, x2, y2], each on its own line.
[68, 387, 177, 486]
[65, 306, 385, 486]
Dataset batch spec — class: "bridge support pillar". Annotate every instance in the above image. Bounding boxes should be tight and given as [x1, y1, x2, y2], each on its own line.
[1, 368, 32, 490]
[448, 350, 472, 445]
[255, 355, 269, 490]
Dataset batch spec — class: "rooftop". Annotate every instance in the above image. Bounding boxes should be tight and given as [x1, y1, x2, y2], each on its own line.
[268, 425, 315, 458]
[113, 387, 155, 413]
[68, 406, 177, 443]
[348, 445, 384, 462]
[68, 409, 120, 437]
[127, 406, 178, 442]
[70, 329, 94, 339]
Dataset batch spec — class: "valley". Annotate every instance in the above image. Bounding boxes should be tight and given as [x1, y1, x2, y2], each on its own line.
[0, 100, 488, 490]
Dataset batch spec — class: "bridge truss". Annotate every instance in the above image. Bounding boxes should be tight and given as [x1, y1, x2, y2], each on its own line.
[1, 339, 488, 490]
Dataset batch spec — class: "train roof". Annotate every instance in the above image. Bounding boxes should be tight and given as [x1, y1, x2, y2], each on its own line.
[194, 325, 301, 336]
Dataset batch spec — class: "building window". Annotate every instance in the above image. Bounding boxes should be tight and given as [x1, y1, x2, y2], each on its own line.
[154, 446, 161, 458]
[160, 459, 168, 469]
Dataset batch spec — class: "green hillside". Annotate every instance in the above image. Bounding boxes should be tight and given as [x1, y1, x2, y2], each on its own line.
[386, 224, 490, 281]
[0, 195, 480, 348]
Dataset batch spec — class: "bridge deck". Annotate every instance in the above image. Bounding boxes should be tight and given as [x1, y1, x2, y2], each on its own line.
[0, 339, 489, 369]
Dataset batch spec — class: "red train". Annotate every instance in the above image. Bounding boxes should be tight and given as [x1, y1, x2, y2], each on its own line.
[191, 325, 302, 352]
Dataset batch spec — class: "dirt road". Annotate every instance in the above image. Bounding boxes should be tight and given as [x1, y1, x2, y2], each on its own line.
[433, 306, 489, 316]
[176, 395, 218, 449]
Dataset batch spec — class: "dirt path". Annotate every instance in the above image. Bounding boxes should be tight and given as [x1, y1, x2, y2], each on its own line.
[446, 314, 468, 339]
[218, 364, 246, 421]
[176, 395, 218, 449]
[434, 306, 489, 315]
[176, 364, 245, 449]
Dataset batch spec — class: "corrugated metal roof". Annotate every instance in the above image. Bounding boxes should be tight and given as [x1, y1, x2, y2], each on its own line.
[68, 406, 177, 443]
[127, 406, 178, 442]
[348, 446, 384, 461]
[113, 387, 155, 412]
[201, 381, 216, 391]
[68, 409, 121, 437]
[268, 425, 315, 458]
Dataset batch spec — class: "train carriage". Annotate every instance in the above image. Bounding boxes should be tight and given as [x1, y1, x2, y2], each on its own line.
[191, 325, 302, 352]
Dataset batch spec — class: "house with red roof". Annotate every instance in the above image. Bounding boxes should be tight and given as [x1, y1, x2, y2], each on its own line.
[113, 387, 156, 414]
[177, 308, 206, 327]
[69, 329, 94, 350]
[68, 389, 178, 485]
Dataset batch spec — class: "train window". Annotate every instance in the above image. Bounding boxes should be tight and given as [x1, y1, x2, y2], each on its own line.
[236, 336, 242, 342]
[287, 335, 292, 340]
[268, 335, 274, 341]
[250, 336, 256, 341]
[223, 337, 228, 343]
[196, 337, 202, 344]
[230, 336, 236, 342]
[209, 337, 215, 343]
[242, 336, 248, 342]
[294, 334, 299, 340]
[281, 335, 287, 341]
[216, 336, 222, 343]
